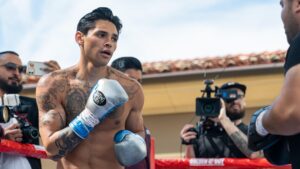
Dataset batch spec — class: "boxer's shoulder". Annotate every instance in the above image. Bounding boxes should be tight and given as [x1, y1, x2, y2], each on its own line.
[108, 67, 142, 94]
[42, 68, 72, 79]
[37, 68, 72, 90]
[109, 67, 132, 80]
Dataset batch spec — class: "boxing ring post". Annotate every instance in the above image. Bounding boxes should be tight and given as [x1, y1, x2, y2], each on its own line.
[150, 137, 156, 169]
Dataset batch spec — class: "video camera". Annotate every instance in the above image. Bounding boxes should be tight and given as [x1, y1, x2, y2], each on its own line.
[195, 79, 240, 117]
[182, 80, 243, 145]
[0, 94, 39, 143]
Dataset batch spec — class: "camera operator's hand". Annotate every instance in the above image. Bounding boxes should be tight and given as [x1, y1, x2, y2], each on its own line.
[4, 123, 23, 142]
[180, 124, 197, 144]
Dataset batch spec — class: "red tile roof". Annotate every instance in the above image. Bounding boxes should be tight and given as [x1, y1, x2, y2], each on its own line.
[25, 50, 286, 84]
[142, 50, 286, 75]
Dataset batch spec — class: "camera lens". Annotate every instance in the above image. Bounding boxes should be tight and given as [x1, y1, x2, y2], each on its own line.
[203, 104, 214, 114]
[196, 98, 221, 117]
[0, 106, 11, 123]
[22, 126, 39, 143]
[27, 127, 39, 139]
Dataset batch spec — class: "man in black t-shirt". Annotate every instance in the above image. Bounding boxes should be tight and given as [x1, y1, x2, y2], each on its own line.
[248, 1, 300, 168]
[180, 82, 261, 158]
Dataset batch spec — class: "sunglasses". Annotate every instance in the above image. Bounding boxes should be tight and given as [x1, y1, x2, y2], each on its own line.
[0, 62, 26, 74]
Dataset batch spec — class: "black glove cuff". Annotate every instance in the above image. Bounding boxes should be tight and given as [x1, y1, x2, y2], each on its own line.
[248, 106, 280, 151]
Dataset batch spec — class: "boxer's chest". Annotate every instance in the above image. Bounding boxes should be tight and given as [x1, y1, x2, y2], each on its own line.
[63, 80, 129, 127]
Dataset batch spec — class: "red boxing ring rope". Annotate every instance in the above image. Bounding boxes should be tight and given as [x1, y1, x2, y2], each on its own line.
[150, 137, 291, 169]
[0, 139, 48, 159]
[0, 138, 292, 169]
[155, 158, 291, 169]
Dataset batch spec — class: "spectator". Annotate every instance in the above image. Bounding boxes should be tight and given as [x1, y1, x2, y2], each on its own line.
[0, 50, 60, 169]
[111, 56, 143, 83]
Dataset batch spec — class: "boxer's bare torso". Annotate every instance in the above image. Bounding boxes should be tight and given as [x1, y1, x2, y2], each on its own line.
[37, 66, 144, 169]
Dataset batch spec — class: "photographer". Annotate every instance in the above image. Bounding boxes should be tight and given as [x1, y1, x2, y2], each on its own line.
[180, 82, 261, 158]
[0, 51, 60, 169]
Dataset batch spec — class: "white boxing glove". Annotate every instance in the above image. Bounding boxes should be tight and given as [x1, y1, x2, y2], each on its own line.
[69, 79, 128, 139]
[114, 130, 147, 166]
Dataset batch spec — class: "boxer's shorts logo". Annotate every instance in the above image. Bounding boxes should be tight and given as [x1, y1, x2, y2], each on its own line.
[93, 91, 106, 106]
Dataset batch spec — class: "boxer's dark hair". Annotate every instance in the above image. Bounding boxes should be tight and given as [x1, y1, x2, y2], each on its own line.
[111, 56, 143, 72]
[77, 7, 122, 35]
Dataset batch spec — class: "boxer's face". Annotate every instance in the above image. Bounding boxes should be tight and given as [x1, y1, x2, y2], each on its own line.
[81, 20, 119, 67]
[0, 53, 23, 93]
[124, 69, 142, 84]
[224, 88, 246, 121]
[281, 0, 300, 44]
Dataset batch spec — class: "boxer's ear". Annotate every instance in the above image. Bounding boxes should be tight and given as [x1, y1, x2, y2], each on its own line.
[75, 31, 84, 46]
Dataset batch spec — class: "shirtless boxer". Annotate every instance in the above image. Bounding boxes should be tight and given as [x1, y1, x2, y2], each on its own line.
[36, 7, 146, 169]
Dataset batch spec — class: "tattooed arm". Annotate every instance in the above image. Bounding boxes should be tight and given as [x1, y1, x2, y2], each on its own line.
[36, 73, 82, 160]
[218, 101, 262, 158]
[220, 118, 263, 158]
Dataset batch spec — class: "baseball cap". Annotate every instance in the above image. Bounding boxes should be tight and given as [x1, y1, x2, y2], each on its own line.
[219, 82, 247, 94]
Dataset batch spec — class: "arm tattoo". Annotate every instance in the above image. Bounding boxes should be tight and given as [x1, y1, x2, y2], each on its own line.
[229, 131, 254, 157]
[37, 93, 57, 111]
[40, 111, 65, 129]
[66, 88, 87, 121]
[52, 127, 82, 160]
[37, 74, 69, 111]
